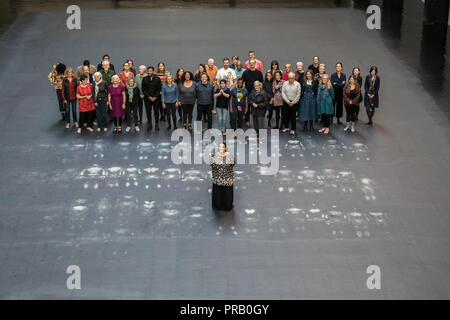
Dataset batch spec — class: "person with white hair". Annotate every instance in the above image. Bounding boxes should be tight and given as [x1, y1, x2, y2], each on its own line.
[281, 72, 301, 135]
[108, 74, 126, 133]
[248, 80, 268, 134]
[92, 71, 109, 132]
[295, 62, 305, 84]
[206, 58, 218, 86]
[135, 65, 147, 125]
[99, 60, 115, 86]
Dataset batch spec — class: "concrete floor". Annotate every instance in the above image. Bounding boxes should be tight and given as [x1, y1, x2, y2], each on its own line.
[0, 7, 449, 299]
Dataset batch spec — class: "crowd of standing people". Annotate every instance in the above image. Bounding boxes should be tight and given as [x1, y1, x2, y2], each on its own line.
[48, 51, 381, 136]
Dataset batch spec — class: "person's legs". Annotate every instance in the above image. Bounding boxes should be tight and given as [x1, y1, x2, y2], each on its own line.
[253, 114, 259, 132]
[144, 99, 153, 128]
[153, 98, 160, 130]
[275, 107, 281, 129]
[126, 103, 133, 127]
[137, 96, 143, 124]
[281, 102, 290, 131]
[267, 109, 273, 127]
[181, 104, 188, 127]
[71, 100, 78, 125]
[229, 110, 236, 130]
[205, 104, 212, 129]
[196, 104, 204, 122]
[257, 115, 265, 132]
[366, 106, 374, 124]
[187, 104, 194, 127]
[65, 100, 71, 124]
[237, 110, 244, 129]
[78, 111, 86, 131]
[178, 105, 182, 122]
[87, 110, 94, 128]
[56, 89, 65, 120]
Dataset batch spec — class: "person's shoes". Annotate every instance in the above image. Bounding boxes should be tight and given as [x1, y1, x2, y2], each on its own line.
[282, 128, 289, 133]
[76, 128, 81, 134]
[267, 124, 271, 129]
[290, 130, 295, 135]
[274, 125, 279, 129]
[86, 127, 94, 132]
[351, 123, 356, 132]
[74, 122, 79, 128]
[155, 126, 160, 131]
[96, 127, 101, 132]
[104, 127, 108, 132]
[343, 124, 350, 131]
[319, 128, 326, 133]
[303, 123, 308, 132]
[126, 126, 131, 132]
[366, 121, 372, 125]
[245, 121, 250, 127]
[148, 125, 153, 131]
[135, 126, 140, 132]
[337, 119, 342, 125]
[167, 125, 171, 130]
[65, 123, 70, 129]
[118, 126, 122, 133]
[309, 123, 314, 131]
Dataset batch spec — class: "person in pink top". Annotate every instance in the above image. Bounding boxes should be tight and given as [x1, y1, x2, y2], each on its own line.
[244, 50, 263, 73]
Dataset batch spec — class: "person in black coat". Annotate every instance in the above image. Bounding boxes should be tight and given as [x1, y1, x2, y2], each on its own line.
[263, 72, 275, 128]
[92, 72, 109, 132]
[248, 80, 268, 135]
[352, 67, 363, 120]
[364, 66, 380, 125]
[141, 66, 162, 131]
[125, 77, 141, 132]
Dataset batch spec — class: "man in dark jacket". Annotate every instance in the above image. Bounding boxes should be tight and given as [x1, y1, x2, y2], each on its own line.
[242, 60, 264, 127]
[195, 73, 215, 129]
[141, 66, 162, 131]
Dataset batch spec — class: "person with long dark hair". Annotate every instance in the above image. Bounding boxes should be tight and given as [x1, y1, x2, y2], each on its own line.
[299, 69, 318, 131]
[351, 67, 363, 121]
[271, 70, 284, 129]
[317, 74, 335, 135]
[210, 142, 235, 212]
[48, 63, 66, 121]
[61, 68, 78, 129]
[76, 74, 96, 134]
[364, 66, 380, 125]
[174, 68, 185, 122]
[155, 62, 169, 122]
[330, 62, 346, 125]
[263, 72, 275, 128]
[308, 56, 320, 77]
[92, 72, 109, 132]
[177, 71, 196, 130]
[195, 64, 208, 82]
[267, 60, 280, 77]
[343, 75, 361, 133]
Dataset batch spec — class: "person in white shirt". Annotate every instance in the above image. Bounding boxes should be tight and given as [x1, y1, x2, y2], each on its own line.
[216, 57, 237, 88]
[281, 72, 301, 135]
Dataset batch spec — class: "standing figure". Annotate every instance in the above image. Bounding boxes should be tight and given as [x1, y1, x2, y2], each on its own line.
[177, 71, 196, 130]
[364, 66, 380, 125]
[155, 62, 170, 121]
[210, 143, 235, 212]
[271, 71, 284, 129]
[48, 63, 66, 121]
[351, 67, 363, 120]
[141, 66, 162, 131]
[281, 72, 301, 135]
[330, 62, 347, 124]
[195, 73, 215, 129]
[242, 60, 264, 127]
[134, 65, 147, 126]
[174, 68, 185, 122]
[125, 77, 140, 132]
[317, 74, 335, 135]
[108, 75, 126, 133]
[61, 68, 78, 129]
[299, 69, 318, 131]
[92, 72, 109, 132]
[214, 79, 231, 134]
[76, 74, 96, 134]
[343, 75, 361, 133]
[263, 72, 274, 128]
[248, 80, 268, 135]
[229, 78, 248, 130]
[161, 74, 178, 130]
[119, 61, 135, 87]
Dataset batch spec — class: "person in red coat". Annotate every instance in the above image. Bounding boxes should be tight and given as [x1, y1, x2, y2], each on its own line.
[76, 74, 96, 134]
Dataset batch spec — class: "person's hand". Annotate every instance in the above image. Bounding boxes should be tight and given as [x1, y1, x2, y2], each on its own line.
[109, 104, 112, 110]
[270, 98, 274, 104]
[162, 102, 166, 109]
[63, 100, 67, 104]
[289, 102, 294, 107]
[95, 102, 98, 106]
[220, 89, 223, 95]
[141, 94, 144, 99]
[52, 64, 57, 70]
[122, 103, 126, 110]
[253, 103, 257, 108]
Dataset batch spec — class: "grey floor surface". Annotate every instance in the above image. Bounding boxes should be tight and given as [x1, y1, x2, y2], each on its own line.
[0, 8, 449, 299]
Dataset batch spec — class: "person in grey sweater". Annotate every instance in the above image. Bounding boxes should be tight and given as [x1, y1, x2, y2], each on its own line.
[281, 73, 301, 134]
[177, 71, 196, 129]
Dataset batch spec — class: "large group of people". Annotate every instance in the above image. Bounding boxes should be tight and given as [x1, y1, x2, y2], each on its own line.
[48, 51, 381, 136]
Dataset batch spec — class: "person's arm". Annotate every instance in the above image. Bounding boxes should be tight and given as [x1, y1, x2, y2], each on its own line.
[329, 86, 335, 100]
[375, 76, 380, 93]
[76, 86, 84, 100]
[343, 84, 350, 104]
[244, 94, 248, 113]
[293, 83, 301, 104]
[161, 85, 166, 103]
[222, 89, 230, 99]
[354, 85, 361, 104]
[108, 91, 112, 110]
[281, 83, 289, 103]
[122, 87, 126, 109]
[214, 88, 221, 98]
[61, 80, 66, 102]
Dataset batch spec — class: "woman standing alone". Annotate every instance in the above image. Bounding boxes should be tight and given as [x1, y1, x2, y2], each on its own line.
[210, 143, 235, 212]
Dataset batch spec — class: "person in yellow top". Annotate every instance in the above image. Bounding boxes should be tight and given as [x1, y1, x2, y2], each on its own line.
[48, 63, 67, 121]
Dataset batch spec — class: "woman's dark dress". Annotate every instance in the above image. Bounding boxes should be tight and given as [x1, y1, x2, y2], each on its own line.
[210, 153, 235, 211]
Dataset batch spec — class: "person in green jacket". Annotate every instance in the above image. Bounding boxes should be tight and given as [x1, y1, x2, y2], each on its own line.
[317, 74, 335, 134]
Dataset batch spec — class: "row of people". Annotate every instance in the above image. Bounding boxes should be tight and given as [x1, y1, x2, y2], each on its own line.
[48, 51, 380, 135]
